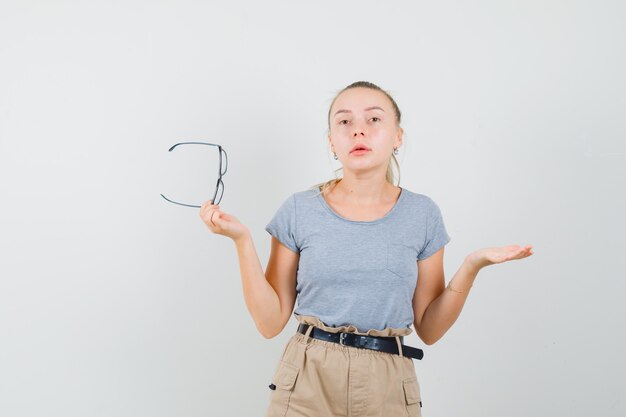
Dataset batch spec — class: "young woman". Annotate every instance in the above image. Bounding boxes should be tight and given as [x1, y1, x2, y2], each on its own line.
[199, 81, 533, 417]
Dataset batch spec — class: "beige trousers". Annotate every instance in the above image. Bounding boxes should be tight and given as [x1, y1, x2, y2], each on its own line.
[265, 314, 423, 417]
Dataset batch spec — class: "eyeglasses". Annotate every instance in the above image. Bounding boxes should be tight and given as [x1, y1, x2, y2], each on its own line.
[160, 141, 228, 208]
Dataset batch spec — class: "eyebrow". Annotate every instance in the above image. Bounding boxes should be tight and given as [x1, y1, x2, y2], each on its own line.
[333, 106, 386, 117]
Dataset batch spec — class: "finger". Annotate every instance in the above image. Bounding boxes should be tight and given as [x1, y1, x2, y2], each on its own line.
[203, 208, 219, 225]
[210, 210, 220, 227]
[200, 202, 211, 213]
[202, 200, 217, 208]
[200, 202, 219, 215]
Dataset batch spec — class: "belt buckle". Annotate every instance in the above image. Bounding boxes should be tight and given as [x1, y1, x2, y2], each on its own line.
[339, 332, 347, 345]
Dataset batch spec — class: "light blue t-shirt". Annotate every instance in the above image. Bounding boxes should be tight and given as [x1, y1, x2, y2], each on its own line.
[265, 186, 451, 332]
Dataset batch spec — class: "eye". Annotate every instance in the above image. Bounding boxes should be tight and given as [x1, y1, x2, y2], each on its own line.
[339, 119, 349, 125]
[370, 117, 380, 122]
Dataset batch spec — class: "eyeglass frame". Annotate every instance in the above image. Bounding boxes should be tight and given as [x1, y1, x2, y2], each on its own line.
[160, 141, 228, 208]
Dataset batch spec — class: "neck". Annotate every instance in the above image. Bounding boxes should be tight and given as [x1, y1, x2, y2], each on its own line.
[331, 176, 398, 205]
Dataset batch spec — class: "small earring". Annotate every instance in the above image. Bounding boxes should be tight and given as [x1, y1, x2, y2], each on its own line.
[333, 152, 338, 160]
[393, 147, 399, 155]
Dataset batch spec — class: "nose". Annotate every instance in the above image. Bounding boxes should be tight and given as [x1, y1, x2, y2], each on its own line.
[352, 124, 365, 137]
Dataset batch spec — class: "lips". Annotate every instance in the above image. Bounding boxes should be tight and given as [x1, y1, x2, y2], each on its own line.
[350, 144, 371, 153]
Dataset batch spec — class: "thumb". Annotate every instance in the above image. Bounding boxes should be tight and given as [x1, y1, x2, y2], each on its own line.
[211, 210, 223, 226]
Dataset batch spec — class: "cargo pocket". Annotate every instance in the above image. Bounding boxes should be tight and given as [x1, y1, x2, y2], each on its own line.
[402, 377, 423, 417]
[267, 360, 300, 417]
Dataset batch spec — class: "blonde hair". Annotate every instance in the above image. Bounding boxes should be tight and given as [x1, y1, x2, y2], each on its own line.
[310, 81, 402, 195]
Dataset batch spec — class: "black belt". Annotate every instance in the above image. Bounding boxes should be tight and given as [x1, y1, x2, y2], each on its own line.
[297, 323, 423, 360]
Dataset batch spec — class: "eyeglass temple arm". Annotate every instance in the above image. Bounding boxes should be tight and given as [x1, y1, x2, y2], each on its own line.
[162, 141, 225, 207]
[160, 193, 202, 208]
[168, 141, 221, 152]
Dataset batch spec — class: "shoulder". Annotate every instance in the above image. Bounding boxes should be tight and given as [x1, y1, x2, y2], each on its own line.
[291, 187, 321, 204]
[400, 187, 439, 210]
[271, 188, 319, 212]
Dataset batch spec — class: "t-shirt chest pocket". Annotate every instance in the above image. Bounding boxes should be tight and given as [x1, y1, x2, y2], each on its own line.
[386, 243, 418, 279]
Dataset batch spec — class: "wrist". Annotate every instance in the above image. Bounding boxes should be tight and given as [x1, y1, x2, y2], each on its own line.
[447, 260, 479, 293]
[233, 229, 252, 247]
[465, 252, 487, 272]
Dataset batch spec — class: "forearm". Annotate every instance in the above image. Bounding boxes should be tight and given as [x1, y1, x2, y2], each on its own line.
[417, 257, 481, 345]
[233, 233, 281, 338]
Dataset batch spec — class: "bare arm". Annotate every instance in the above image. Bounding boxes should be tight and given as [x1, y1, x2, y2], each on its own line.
[413, 249, 478, 345]
[234, 233, 298, 339]
[413, 244, 534, 345]
[200, 201, 299, 339]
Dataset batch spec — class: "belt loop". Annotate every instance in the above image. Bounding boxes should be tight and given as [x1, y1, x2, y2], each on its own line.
[395, 336, 404, 357]
[304, 324, 314, 341]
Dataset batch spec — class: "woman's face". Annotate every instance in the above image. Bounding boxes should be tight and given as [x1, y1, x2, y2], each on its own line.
[328, 87, 402, 173]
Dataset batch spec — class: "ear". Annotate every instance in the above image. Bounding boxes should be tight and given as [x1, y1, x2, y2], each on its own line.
[395, 127, 404, 148]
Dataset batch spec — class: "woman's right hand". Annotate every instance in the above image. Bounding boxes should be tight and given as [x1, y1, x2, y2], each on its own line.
[199, 201, 249, 242]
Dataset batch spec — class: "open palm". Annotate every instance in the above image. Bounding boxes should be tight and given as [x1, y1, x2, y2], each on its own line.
[468, 244, 534, 270]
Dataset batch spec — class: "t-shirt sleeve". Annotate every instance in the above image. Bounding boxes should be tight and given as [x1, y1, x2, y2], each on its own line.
[417, 199, 451, 261]
[265, 194, 299, 253]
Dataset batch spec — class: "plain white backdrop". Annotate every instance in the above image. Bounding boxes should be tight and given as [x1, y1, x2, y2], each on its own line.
[1, 1, 624, 416]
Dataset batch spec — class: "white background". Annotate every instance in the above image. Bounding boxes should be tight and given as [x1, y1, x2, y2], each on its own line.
[1, 1, 624, 416]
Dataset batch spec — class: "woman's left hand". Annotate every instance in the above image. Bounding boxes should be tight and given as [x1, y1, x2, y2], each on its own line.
[466, 244, 534, 270]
